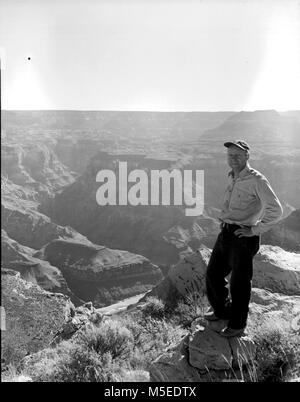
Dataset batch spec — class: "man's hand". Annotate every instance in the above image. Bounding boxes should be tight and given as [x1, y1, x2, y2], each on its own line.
[234, 227, 254, 238]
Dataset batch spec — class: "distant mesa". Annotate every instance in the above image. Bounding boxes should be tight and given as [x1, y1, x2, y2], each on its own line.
[229, 109, 280, 121]
[201, 109, 300, 145]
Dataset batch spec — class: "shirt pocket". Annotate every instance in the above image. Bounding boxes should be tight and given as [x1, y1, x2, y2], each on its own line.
[234, 187, 257, 209]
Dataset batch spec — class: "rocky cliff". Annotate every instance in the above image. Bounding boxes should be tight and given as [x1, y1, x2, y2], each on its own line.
[1, 269, 104, 367]
[1, 197, 163, 306]
[1, 142, 76, 202]
[1, 269, 74, 365]
[40, 151, 222, 266]
[37, 238, 163, 307]
[2, 157, 164, 307]
[40, 134, 300, 268]
[1, 230, 81, 304]
[2, 200, 92, 250]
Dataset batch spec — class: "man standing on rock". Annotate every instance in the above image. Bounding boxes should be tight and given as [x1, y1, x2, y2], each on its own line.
[205, 140, 283, 337]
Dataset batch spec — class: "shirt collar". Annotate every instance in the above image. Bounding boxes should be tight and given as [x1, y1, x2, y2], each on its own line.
[228, 162, 251, 180]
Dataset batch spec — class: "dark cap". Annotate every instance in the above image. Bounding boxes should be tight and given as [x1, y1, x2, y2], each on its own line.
[224, 140, 250, 151]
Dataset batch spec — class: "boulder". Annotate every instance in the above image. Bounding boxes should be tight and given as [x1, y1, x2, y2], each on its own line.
[189, 324, 255, 372]
[253, 245, 300, 295]
[146, 244, 300, 303]
[249, 288, 300, 334]
[150, 323, 255, 382]
[50, 302, 103, 346]
[189, 327, 233, 371]
[1, 269, 74, 365]
[143, 245, 209, 303]
[168, 245, 210, 296]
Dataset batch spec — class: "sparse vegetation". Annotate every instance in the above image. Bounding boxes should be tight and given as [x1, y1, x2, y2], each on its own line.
[5, 305, 185, 382]
[140, 289, 208, 328]
[140, 296, 166, 320]
[171, 290, 208, 328]
[252, 322, 299, 382]
[3, 295, 299, 383]
[228, 319, 300, 383]
[21, 341, 129, 382]
[75, 321, 134, 360]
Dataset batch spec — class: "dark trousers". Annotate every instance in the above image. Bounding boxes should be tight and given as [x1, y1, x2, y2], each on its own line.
[206, 224, 260, 329]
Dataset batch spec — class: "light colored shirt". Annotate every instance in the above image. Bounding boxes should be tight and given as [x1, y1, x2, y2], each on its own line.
[219, 162, 283, 235]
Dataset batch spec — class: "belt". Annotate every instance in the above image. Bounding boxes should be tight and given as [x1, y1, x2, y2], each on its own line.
[221, 222, 249, 232]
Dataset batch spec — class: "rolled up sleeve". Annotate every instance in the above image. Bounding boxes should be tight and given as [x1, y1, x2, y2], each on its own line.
[251, 177, 283, 235]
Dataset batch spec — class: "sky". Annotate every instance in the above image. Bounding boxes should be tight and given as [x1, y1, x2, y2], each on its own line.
[0, 0, 300, 111]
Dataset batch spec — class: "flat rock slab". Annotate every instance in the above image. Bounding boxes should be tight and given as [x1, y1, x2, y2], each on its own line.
[189, 327, 233, 371]
[150, 327, 255, 382]
[150, 335, 203, 382]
